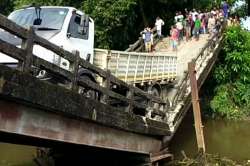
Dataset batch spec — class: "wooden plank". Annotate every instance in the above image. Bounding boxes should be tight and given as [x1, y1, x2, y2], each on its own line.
[150, 153, 173, 163]
[125, 88, 134, 113]
[0, 65, 171, 136]
[125, 27, 157, 52]
[71, 51, 80, 91]
[0, 14, 28, 39]
[188, 62, 206, 153]
[135, 44, 144, 52]
[79, 59, 166, 105]
[100, 69, 111, 104]
[34, 35, 75, 63]
[126, 37, 142, 52]
[0, 38, 25, 61]
[78, 77, 149, 111]
[22, 27, 34, 72]
[78, 60, 165, 105]
[0, 13, 166, 113]
[133, 86, 165, 104]
[32, 56, 73, 79]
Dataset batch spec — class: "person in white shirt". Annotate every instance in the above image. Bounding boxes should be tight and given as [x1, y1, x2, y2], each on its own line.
[174, 12, 179, 23]
[211, 7, 217, 16]
[176, 18, 183, 42]
[155, 16, 165, 39]
[192, 9, 198, 21]
[177, 11, 184, 22]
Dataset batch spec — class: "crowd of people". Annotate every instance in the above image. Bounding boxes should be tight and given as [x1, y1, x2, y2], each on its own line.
[140, 1, 239, 52]
[140, 17, 165, 52]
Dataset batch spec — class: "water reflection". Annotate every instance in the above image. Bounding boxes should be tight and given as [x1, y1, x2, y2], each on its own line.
[0, 143, 36, 166]
[169, 110, 250, 161]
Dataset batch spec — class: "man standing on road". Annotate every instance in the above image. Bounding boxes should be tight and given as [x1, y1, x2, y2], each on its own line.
[170, 25, 178, 52]
[155, 16, 165, 39]
[142, 27, 153, 52]
[193, 15, 201, 41]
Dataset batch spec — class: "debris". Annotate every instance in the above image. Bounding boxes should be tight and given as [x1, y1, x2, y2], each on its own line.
[166, 152, 250, 166]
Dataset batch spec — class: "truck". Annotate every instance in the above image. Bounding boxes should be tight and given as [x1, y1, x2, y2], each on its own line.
[0, 5, 177, 110]
[0, 6, 94, 81]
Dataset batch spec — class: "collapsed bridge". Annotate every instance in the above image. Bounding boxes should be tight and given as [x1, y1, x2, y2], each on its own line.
[0, 13, 224, 165]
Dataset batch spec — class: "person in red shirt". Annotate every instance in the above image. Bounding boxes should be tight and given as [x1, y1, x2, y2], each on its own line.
[170, 25, 178, 52]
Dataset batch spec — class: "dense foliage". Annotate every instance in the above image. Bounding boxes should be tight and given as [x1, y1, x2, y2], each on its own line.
[209, 26, 250, 119]
[0, 0, 14, 15]
[1, 0, 239, 49]
[82, 0, 137, 49]
[14, 0, 83, 10]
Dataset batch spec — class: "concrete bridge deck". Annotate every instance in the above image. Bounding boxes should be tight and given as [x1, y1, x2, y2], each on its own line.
[155, 34, 210, 78]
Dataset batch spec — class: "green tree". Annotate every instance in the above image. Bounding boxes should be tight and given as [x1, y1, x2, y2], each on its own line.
[14, 0, 83, 9]
[210, 26, 250, 119]
[0, 0, 14, 15]
[83, 0, 138, 49]
[12, 0, 228, 49]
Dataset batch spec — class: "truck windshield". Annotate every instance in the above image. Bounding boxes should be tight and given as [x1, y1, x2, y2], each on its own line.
[8, 8, 68, 30]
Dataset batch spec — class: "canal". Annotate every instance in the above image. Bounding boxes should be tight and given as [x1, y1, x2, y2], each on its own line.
[169, 110, 250, 161]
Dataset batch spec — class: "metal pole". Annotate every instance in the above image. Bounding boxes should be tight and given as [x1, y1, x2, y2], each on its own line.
[188, 61, 206, 153]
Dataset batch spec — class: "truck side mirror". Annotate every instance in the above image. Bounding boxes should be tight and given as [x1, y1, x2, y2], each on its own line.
[78, 14, 89, 35]
[33, 18, 42, 25]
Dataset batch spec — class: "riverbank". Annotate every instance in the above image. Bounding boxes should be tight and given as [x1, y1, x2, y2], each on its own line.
[168, 153, 250, 166]
[169, 109, 250, 162]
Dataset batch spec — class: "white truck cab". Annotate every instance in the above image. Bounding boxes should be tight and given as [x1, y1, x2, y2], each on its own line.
[0, 6, 94, 69]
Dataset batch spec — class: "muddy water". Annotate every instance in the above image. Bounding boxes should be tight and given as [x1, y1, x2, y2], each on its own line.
[169, 110, 250, 161]
[0, 143, 36, 166]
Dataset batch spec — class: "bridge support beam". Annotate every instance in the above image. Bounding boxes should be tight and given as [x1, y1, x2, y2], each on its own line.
[0, 100, 162, 154]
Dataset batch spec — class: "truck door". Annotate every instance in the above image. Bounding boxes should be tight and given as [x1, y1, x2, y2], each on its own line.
[66, 13, 92, 63]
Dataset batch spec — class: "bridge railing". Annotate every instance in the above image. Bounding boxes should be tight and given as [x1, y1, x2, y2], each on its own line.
[0, 14, 168, 121]
[125, 27, 159, 52]
[170, 21, 226, 127]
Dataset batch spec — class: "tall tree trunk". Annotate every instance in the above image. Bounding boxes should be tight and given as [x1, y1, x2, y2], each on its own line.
[139, 0, 148, 26]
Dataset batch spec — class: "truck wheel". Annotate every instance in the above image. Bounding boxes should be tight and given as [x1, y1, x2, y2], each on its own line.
[78, 75, 98, 100]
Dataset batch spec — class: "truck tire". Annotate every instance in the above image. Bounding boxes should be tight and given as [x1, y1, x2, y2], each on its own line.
[78, 75, 98, 100]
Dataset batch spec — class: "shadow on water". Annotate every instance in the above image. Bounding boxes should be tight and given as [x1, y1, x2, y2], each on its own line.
[0, 142, 149, 166]
[169, 109, 250, 161]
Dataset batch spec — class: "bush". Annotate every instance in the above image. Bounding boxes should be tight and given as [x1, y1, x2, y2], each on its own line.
[210, 26, 250, 119]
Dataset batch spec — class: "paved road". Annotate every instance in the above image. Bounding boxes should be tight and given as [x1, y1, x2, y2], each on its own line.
[153, 34, 210, 103]
[155, 34, 210, 80]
